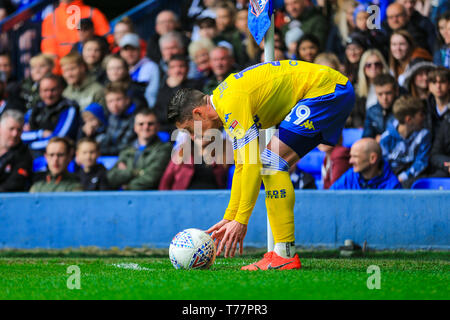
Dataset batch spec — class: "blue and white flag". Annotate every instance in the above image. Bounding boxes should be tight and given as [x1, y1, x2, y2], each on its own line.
[248, 0, 273, 45]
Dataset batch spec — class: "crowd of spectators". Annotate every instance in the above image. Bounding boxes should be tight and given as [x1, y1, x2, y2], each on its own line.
[0, 0, 449, 193]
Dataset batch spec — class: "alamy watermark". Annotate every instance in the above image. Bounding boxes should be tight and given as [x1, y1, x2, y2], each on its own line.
[169, 122, 282, 171]
[366, 265, 381, 290]
[66, 265, 81, 290]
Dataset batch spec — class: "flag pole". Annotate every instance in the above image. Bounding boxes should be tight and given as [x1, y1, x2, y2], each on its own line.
[264, 14, 275, 253]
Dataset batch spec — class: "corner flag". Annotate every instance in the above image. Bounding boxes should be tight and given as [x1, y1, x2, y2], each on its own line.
[248, 0, 274, 45]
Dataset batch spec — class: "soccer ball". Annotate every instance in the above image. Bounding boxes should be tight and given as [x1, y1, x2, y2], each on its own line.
[169, 228, 216, 270]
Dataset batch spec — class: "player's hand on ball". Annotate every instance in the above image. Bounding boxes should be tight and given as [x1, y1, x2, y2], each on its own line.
[206, 219, 230, 247]
[207, 220, 247, 258]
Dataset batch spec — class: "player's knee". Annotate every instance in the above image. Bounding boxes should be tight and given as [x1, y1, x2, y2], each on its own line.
[260, 148, 289, 174]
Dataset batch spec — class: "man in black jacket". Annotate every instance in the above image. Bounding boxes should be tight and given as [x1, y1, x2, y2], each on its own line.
[0, 109, 33, 192]
[21, 74, 80, 157]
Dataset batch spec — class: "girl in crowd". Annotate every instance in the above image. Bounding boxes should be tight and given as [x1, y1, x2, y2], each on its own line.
[402, 60, 436, 100]
[296, 34, 321, 63]
[103, 54, 148, 109]
[389, 30, 432, 87]
[82, 38, 109, 83]
[343, 33, 366, 85]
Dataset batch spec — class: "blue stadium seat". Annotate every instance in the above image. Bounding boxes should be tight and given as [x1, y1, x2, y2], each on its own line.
[411, 178, 450, 190]
[158, 131, 171, 143]
[342, 128, 363, 148]
[97, 156, 119, 170]
[297, 148, 325, 181]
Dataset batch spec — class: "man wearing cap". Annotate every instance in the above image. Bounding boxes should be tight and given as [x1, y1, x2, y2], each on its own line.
[120, 33, 160, 109]
[119, 33, 160, 87]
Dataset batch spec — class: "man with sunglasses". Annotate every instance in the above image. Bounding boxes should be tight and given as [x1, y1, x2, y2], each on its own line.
[107, 108, 172, 190]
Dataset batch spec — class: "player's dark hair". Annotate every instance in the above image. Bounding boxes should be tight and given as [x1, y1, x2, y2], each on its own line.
[168, 88, 205, 123]
[373, 73, 397, 88]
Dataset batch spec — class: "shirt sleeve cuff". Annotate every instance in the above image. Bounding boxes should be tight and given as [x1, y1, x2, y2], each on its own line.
[223, 208, 237, 221]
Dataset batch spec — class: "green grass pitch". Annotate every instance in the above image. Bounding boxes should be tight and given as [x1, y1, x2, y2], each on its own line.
[1, 251, 449, 300]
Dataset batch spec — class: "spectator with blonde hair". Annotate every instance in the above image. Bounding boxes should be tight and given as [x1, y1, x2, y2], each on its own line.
[20, 54, 55, 111]
[326, 0, 357, 61]
[346, 49, 389, 128]
[314, 52, 342, 71]
[188, 38, 215, 82]
[60, 52, 105, 110]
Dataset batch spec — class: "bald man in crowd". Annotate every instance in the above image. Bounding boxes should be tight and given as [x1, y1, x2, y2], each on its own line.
[330, 138, 402, 189]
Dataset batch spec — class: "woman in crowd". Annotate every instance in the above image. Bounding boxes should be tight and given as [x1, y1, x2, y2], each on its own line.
[326, 0, 357, 62]
[343, 33, 366, 85]
[433, 12, 450, 68]
[347, 49, 389, 128]
[296, 34, 321, 63]
[103, 54, 148, 109]
[82, 37, 109, 83]
[389, 30, 432, 87]
[402, 59, 436, 100]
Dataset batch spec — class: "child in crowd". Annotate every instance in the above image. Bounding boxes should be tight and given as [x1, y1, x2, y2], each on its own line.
[98, 82, 137, 156]
[296, 34, 321, 63]
[78, 102, 107, 144]
[20, 54, 54, 111]
[75, 138, 109, 191]
[363, 74, 398, 142]
[82, 37, 108, 83]
[380, 95, 431, 188]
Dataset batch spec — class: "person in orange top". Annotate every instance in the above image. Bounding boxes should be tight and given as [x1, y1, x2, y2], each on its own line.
[41, 0, 112, 73]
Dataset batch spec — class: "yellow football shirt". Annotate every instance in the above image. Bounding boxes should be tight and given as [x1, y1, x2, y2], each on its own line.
[210, 60, 348, 224]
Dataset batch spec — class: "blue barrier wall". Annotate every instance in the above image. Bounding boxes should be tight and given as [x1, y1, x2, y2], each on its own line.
[0, 191, 449, 250]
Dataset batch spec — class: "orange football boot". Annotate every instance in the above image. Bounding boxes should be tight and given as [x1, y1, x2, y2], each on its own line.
[241, 251, 301, 270]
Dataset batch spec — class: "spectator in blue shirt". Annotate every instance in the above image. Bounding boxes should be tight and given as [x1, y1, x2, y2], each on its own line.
[380, 95, 431, 188]
[363, 73, 398, 142]
[330, 138, 401, 190]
